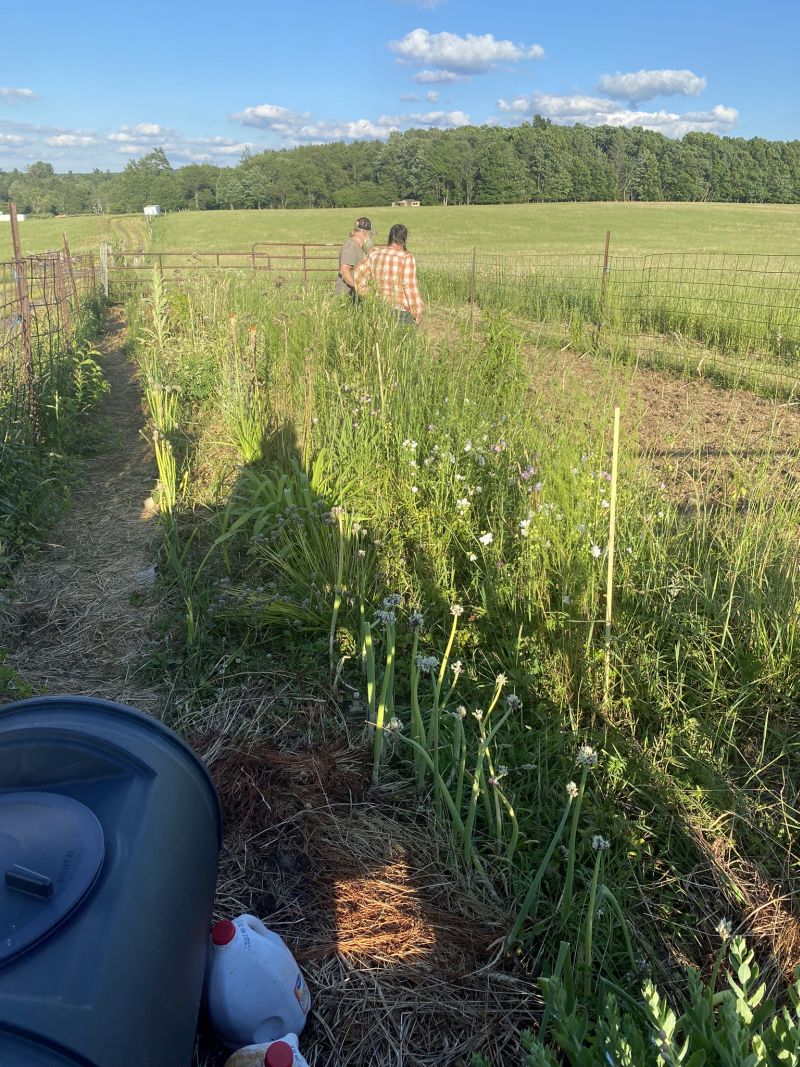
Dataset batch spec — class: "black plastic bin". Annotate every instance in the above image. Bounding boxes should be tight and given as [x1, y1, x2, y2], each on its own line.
[0, 696, 222, 1066]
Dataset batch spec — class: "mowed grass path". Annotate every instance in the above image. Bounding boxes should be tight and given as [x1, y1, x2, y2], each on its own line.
[148, 202, 800, 257]
[0, 214, 148, 259]
[3, 202, 799, 260]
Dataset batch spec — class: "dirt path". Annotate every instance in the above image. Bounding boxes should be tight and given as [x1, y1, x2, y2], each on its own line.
[1, 313, 162, 710]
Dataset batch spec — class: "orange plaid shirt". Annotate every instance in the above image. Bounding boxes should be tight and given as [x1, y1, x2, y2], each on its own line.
[353, 246, 423, 322]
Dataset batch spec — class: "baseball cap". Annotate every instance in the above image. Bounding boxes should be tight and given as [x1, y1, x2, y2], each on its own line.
[355, 217, 373, 231]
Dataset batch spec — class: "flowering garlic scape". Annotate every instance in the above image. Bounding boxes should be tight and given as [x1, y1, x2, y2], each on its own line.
[409, 610, 425, 628]
[591, 835, 610, 851]
[415, 654, 439, 674]
[576, 744, 599, 768]
[566, 781, 579, 798]
[716, 917, 733, 941]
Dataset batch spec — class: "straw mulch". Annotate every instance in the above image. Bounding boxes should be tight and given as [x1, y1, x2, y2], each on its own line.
[194, 727, 539, 1067]
[0, 312, 162, 711]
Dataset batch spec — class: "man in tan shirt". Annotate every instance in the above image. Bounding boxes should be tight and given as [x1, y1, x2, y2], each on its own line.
[334, 217, 373, 298]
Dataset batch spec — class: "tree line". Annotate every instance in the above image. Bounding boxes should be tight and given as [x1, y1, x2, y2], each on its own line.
[3, 119, 800, 215]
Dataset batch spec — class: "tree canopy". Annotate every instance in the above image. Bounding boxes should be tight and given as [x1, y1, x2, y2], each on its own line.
[3, 120, 800, 216]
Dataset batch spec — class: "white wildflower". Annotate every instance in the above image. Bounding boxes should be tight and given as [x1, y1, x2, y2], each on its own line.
[506, 693, 522, 711]
[386, 717, 403, 733]
[467, 552, 478, 562]
[716, 918, 733, 942]
[456, 497, 470, 511]
[479, 532, 494, 546]
[591, 544, 602, 558]
[451, 659, 463, 676]
[566, 781, 579, 799]
[451, 604, 464, 616]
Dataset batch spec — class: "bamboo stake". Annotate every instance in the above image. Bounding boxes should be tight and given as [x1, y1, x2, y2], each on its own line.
[603, 406, 621, 709]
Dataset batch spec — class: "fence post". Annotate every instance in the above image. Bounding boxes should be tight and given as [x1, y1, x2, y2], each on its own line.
[8, 201, 38, 442]
[56, 253, 73, 337]
[62, 233, 80, 308]
[596, 229, 611, 331]
[302, 244, 308, 284]
[100, 242, 109, 298]
[469, 246, 477, 337]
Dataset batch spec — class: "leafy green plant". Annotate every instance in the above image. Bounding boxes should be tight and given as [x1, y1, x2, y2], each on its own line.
[514, 934, 800, 1067]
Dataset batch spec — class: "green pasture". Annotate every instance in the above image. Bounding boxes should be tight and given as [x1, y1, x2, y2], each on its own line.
[147, 202, 800, 257]
[5, 202, 799, 261]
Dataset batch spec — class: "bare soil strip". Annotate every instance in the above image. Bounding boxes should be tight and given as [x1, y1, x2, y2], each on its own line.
[1, 312, 162, 709]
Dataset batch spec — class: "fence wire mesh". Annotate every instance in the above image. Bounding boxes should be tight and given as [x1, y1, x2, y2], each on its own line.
[422, 249, 800, 396]
[0, 248, 97, 445]
[103, 239, 800, 397]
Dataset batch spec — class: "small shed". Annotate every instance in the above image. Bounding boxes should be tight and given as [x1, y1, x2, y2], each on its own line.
[391, 199, 421, 208]
[143, 205, 162, 217]
[0, 213, 26, 222]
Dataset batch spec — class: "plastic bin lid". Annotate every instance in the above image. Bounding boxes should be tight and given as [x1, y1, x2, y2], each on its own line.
[0, 791, 105, 965]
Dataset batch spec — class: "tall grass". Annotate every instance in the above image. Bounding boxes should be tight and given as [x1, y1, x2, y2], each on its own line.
[130, 269, 800, 1016]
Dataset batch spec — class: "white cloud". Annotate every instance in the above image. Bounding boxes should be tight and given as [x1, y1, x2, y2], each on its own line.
[400, 92, 420, 102]
[232, 100, 469, 143]
[108, 122, 176, 143]
[598, 69, 707, 102]
[391, 28, 543, 74]
[0, 87, 37, 101]
[411, 69, 467, 84]
[0, 133, 26, 144]
[425, 90, 439, 103]
[45, 133, 98, 147]
[498, 92, 738, 137]
[381, 109, 470, 128]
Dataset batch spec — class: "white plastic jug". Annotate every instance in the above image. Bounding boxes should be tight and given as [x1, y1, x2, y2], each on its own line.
[223, 1032, 310, 1067]
[205, 915, 311, 1049]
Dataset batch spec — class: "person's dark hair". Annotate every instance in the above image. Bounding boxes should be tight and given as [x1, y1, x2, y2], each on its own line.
[387, 223, 408, 249]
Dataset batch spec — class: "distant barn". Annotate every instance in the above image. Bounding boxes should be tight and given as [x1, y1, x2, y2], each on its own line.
[391, 199, 421, 208]
[143, 205, 162, 217]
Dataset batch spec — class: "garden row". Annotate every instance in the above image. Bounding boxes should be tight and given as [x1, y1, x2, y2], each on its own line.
[130, 269, 800, 1062]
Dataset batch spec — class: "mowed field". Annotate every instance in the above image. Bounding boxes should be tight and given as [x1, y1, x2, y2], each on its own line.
[3, 202, 800, 260]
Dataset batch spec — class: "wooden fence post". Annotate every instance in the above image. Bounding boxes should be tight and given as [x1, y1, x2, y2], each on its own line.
[62, 233, 80, 308]
[56, 253, 73, 337]
[8, 201, 38, 442]
[100, 242, 110, 298]
[596, 229, 611, 332]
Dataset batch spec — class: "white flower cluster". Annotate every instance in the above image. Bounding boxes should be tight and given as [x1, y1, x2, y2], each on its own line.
[416, 654, 439, 674]
[576, 744, 599, 768]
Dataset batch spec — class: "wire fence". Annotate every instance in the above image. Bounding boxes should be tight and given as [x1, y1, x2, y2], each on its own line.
[422, 248, 800, 396]
[1, 210, 97, 445]
[100, 233, 800, 398]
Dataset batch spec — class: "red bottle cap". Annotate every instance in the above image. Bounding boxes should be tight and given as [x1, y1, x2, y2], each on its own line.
[210, 919, 237, 946]
[264, 1041, 294, 1067]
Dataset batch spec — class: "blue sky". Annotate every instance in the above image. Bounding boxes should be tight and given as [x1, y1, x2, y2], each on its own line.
[1, 0, 797, 172]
